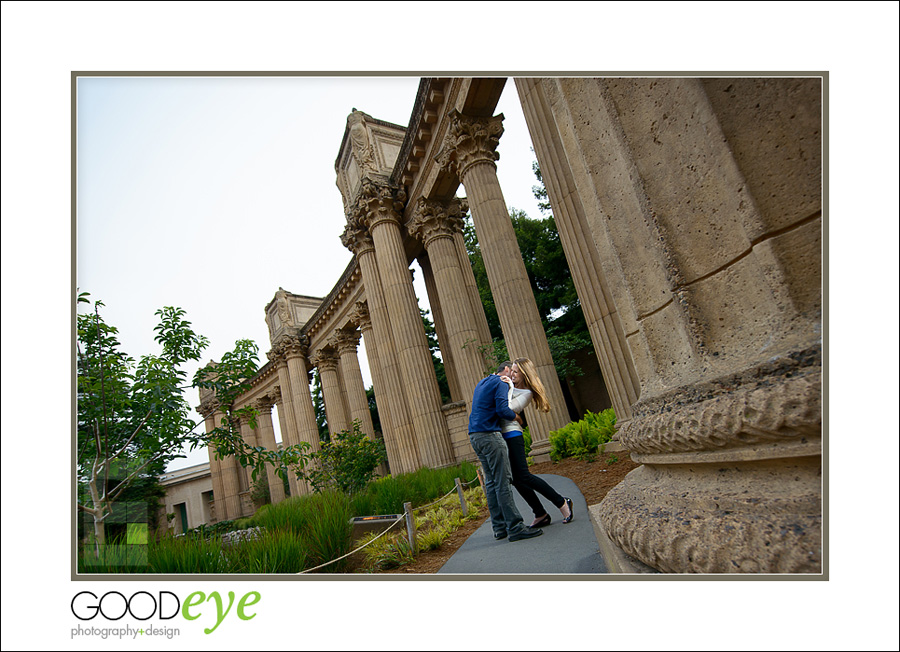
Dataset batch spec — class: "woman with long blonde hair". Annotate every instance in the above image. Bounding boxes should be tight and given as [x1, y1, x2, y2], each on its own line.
[499, 357, 573, 526]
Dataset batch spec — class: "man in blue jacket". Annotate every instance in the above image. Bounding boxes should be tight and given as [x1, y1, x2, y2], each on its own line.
[468, 361, 543, 542]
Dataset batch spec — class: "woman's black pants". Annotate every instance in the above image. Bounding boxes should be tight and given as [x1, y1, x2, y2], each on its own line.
[505, 434, 565, 518]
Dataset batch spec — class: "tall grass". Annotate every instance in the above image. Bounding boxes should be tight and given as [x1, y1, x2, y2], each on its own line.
[350, 461, 477, 515]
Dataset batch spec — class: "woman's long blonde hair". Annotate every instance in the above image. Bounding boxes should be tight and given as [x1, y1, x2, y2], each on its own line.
[514, 357, 551, 413]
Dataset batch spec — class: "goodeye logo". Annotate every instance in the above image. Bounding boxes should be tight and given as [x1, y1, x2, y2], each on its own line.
[70, 590, 261, 638]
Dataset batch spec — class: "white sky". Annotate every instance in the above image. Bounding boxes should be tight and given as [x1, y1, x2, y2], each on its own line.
[75, 75, 546, 471]
[1, 2, 898, 651]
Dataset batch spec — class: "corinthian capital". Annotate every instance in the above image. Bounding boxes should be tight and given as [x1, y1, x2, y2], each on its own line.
[333, 328, 361, 355]
[350, 301, 372, 331]
[436, 110, 505, 180]
[409, 196, 468, 247]
[349, 177, 407, 231]
[341, 215, 375, 256]
[310, 347, 340, 372]
[269, 332, 309, 363]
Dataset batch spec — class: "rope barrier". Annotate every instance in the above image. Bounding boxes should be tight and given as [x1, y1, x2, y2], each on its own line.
[411, 475, 480, 514]
[296, 473, 481, 574]
[297, 511, 407, 574]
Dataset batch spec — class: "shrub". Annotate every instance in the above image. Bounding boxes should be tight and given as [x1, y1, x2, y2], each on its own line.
[549, 408, 617, 462]
[305, 420, 386, 495]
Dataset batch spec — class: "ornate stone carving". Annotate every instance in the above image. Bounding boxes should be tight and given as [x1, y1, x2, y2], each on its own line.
[598, 461, 822, 573]
[274, 287, 294, 328]
[436, 109, 504, 179]
[349, 301, 371, 331]
[348, 177, 407, 231]
[620, 347, 821, 455]
[409, 197, 468, 247]
[340, 216, 375, 257]
[310, 347, 339, 372]
[254, 396, 275, 413]
[347, 109, 378, 174]
[268, 332, 309, 363]
[197, 397, 221, 419]
[333, 328, 361, 355]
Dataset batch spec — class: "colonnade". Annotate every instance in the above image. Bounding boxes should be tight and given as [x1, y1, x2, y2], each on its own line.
[196, 77, 821, 573]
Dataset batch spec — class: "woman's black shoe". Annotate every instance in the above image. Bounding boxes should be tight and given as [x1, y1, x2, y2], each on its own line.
[531, 514, 551, 528]
[562, 497, 574, 524]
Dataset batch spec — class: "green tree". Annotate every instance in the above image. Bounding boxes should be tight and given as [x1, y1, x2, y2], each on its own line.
[311, 368, 328, 441]
[77, 293, 310, 558]
[421, 307, 451, 404]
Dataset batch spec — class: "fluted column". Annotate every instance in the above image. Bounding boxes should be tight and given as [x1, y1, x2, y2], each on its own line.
[199, 400, 229, 522]
[267, 337, 308, 496]
[342, 218, 420, 473]
[311, 346, 350, 437]
[351, 301, 396, 475]
[455, 230, 494, 350]
[353, 179, 454, 469]
[418, 252, 462, 402]
[335, 328, 376, 437]
[254, 396, 287, 504]
[516, 78, 640, 425]
[438, 110, 570, 456]
[410, 196, 488, 406]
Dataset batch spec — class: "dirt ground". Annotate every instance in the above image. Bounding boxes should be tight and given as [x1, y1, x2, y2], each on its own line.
[364, 453, 640, 574]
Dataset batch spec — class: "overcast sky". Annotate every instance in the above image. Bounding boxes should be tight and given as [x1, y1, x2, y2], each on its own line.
[76, 75, 547, 471]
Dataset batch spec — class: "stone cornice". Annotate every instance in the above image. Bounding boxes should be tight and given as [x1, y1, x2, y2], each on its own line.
[436, 109, 505, 180]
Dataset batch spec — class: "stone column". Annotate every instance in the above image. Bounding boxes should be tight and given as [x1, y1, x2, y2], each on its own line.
[342, 216, 421, 473]
[335, 328, 377, 438]
[523, 77, 822, 573]
[267, 337, 308, 496]
[254, 396, 287, 504]
[311, 346, 350, 437]
[417, 252, 462, 402]
[516, 78, 641, 425]
[455, 230, 493, 350]
[199, 399, 229, 522]
[353, 179, 455, 469]
[351, 301, 396, 475]
[438, 110, 570, 457]
[410, 196, 489, 407]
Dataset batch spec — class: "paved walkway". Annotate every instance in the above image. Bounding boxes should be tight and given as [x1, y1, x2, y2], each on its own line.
[438, 474, 609, 574]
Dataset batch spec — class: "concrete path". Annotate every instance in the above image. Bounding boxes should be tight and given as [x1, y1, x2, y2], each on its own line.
[438, 474, 608, 574]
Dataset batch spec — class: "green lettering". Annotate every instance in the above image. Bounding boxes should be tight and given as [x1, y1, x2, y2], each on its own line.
[237, 592, 261, 621]
[203, 591, 236, 634]
[182, 592, 204, 621]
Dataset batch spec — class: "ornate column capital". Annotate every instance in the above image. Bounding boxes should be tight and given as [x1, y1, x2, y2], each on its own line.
[197, 397, 221, 419]
[333, 328, 361, 355]
[310, 347, 340, 373]
[436, 109, 505, 180]
[340, 215, 376, 257]
[350, 300, 372, 332]
[268, 332, 309, 364]
[409, 196, 468, 247]
[254, 396, 275, 414]
[349, 177, 407, 231]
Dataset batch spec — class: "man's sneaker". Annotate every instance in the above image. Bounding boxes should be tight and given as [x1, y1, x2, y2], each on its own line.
[508, 526, 543, 542]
